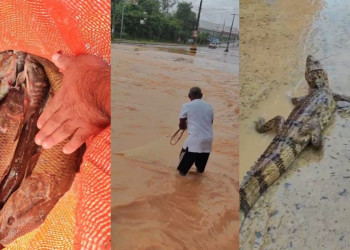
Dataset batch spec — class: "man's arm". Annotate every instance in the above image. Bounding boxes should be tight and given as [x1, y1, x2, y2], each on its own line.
[35, 54, 111, 154]
[179, 118, 187, 130]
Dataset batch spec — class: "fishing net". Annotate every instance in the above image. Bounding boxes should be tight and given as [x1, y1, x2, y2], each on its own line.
[0, 0, 111, 249]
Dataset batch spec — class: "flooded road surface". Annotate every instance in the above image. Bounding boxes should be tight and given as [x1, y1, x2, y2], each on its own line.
[240, 0, 350, 249]
[132, 43, 238, 75]
[112, 43, 239, 249]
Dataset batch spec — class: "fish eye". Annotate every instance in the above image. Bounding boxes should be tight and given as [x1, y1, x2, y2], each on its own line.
[7, 216, 15, 226]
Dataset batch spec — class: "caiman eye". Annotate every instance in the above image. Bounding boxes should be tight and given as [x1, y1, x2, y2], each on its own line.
[7, 216, 15, 226]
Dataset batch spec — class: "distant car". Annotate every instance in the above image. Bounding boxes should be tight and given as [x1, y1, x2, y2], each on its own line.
[208, 43, 217, 49]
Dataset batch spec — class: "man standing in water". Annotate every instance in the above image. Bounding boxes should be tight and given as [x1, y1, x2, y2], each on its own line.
[177, 87, 214, 176]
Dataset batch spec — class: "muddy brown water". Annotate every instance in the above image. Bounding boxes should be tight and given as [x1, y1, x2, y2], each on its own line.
[111, 43, 239, 249]
[240, 0, 350, 249]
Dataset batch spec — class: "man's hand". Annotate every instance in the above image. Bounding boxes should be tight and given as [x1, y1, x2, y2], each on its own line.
[179, 118, 187, 130]
[34, 53, 111, 154]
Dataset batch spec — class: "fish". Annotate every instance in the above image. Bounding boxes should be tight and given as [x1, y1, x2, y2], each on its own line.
[0, 52, 83, 246]
[0, 52, 17, 100]
[0, 59, 49, 209]
[0, 88, 25, 183]
[0, 135, 82, 245]
[13, 51, 27, 75]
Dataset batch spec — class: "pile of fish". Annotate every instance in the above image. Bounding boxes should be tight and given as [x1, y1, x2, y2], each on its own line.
[0, 51, 82, 246]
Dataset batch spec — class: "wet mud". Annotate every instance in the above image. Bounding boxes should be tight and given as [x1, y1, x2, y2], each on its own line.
[240, 0, 350, 249]
[111, 44, 239, 249]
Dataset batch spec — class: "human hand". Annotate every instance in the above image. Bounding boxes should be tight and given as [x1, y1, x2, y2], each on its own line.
[34, 53, 111, 154]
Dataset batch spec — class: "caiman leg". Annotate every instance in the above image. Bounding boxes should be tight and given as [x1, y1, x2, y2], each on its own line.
[255, 116, 285, 134]
[333, 93, 350, 102]
[291, 95, 308, 106]
[299, 119, 322, 148]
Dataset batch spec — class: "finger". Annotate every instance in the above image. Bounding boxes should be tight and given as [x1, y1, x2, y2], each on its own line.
[35, 110, 67, 145]
[40, 120, 77, 149]
[37, 94, 62, 129]
[51, 53, 74, 72]
[63, 128, 94, 154]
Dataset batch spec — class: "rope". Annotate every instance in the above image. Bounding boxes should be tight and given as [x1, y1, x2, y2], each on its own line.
[170, 129, 185, 145]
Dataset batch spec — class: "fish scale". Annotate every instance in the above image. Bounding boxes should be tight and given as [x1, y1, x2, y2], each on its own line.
[240, 56, 337, 224]
[0, 89, 24, 183]
[0, 53, 82, 246]
[0, 56, 50, 209]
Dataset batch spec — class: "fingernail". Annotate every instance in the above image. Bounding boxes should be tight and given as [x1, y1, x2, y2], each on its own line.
[63, 147, 70, 154]
[42, 142, 50, 149]
[35, 137, 42, 145]
[37, 123, 42, 129]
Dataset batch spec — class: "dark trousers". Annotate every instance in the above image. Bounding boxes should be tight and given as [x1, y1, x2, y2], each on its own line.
[177, 147, 210, 176]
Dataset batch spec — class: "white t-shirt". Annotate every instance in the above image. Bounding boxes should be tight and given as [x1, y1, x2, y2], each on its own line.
[179, 99, 214, 153]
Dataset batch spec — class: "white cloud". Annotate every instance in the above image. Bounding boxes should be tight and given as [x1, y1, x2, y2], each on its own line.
[187, 0, 239, 30]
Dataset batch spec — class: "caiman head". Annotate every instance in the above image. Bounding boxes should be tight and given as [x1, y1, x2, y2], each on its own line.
[305, 55, 329, 89]
[0, 175, 57, 246]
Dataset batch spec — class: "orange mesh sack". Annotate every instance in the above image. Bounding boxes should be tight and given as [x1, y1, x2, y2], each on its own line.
[0, 0, 111, 249]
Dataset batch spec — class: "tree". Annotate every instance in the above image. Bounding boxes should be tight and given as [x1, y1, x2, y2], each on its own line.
[112, 0, 199, 43]
[160, 0, 177, 14]
[174, 2, 196, 42]
[197, 31, 210, 45]
[138, 0, 161, 15]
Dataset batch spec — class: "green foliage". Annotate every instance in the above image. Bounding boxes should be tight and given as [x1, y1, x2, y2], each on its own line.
[174, 2, 196, 42]
[196, 31, 210, 45]
[160, 0, 177, 14]
[112, 0, 197, 42]
[138, 0, 160, 15]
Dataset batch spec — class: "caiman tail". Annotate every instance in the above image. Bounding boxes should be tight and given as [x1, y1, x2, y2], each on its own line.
[239, 134, 308, 225]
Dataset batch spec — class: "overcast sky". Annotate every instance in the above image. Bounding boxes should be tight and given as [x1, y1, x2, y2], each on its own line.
[186, 0, 239, 30]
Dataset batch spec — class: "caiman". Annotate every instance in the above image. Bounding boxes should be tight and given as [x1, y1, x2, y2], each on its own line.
[0, 52, 83, 246]
[240, 55, 350, 225]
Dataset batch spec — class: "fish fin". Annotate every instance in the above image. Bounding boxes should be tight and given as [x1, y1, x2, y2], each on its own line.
[23, 107, 35, 124]
[22, 87, 35, 124]
[25, 151, 41, 178]
[16, 71, 26, 87]
[14, 118, 24, 142]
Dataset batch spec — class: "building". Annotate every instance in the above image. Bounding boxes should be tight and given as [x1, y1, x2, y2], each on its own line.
[198, 20, 239, 43]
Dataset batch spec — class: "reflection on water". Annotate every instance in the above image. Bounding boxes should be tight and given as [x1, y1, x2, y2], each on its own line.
[240, 0, 350, 249]
[112, 43, 239, 249]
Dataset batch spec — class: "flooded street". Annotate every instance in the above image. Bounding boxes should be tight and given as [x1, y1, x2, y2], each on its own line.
[240, 0, 350, 249]
[112, 43, 238, 249]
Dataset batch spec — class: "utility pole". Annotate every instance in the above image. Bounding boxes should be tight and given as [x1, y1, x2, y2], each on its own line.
[120, 4, 126, 39]
[220, 19, 226, 47]
[225, 14, 237, 52]
[190, 0, 203, 53]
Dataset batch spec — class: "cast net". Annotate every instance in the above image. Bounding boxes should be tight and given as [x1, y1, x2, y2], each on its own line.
[0, 0, 111, 249]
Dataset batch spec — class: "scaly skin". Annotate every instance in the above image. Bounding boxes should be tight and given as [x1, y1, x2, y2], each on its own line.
[0, 53, 82, 246]
[0, 59, 49, 209]
[239, 56, 338, 224]
[0, 89, 25, 183]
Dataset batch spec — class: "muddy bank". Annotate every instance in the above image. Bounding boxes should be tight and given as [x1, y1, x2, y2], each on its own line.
[111, 44, 239, 249]
[239, 0, 323, 180]
[240, 0, 350, 249]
